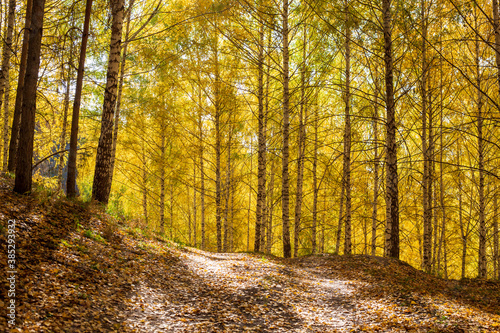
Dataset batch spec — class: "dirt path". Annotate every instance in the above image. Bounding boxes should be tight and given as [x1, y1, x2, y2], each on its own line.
[123, 249, 359, 332]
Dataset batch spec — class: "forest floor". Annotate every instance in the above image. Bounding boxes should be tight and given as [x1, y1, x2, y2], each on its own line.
[1, 177, 500, 332]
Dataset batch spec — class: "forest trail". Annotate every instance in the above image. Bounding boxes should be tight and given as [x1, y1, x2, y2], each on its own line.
[0, 178, 499, 332]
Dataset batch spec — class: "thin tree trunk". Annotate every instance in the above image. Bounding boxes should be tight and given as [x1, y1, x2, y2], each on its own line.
[371, 75, 380, 256]
[493, 0, 500, 99]
[13, 0, 46, 194]
[1, 0, 15, 171]
[421, 0, 432, 273]
[230, 173, 234, 252]
[343, 9, 352, 255]
[142, 146, 148, 225]
[293, 25, 308, 258]
[224, 132, 231, 252]
[67, 0, 93, 197]
[170, 181, 174, 240]
[494, 186, 499, 280]
[188, 183, 191, 245]
[255, 10, 266, 252]
[58, 47, 72, 189]
[475, 13, 486, 278]
[321, 187, 326, 253]
[281, 0, 291, 258]
[335, 181, 345, 254]
[198, 85, 206, 250]
[193, 161, 197, 247]
[159, 117, 166, 235]
[267, 158, 274, 254]
[91, 0, 124, 203]
[109, 0, 133, 188]
[312, 102, 318, 255]
[7, 0, 31, 172]
[383, 0, 399, 259]
[214, 23, 222, 253]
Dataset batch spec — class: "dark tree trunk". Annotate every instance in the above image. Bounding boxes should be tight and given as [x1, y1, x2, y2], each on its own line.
[383, 0, 399, 259]
[13, 0, 46, 194]
[281, 0, 291, 258]
[7, 0, 31, 172]
[67, 0, 93, 197]
[1, 0, 15, 170]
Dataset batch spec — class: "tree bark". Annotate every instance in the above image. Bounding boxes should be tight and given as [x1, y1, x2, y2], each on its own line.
[91, 0, 124, 203]
[494, 186, 499, 280]
[109, 0, 134, 189]
[335, 181, 345, 254]
[474, 11, 486, 278]
[343, 9, 352, 255]
[371, 73, 380, 256]
[312, 102, 318, 255]
[58, 45, 73, 189]
[421, 0, 432, 273]
[255, 11, 266, 252]
[159, 114, 166, 235]
[193, 161, 197, 247]
[67, 0, 93, 197]
[214, 22, 222, 252]
[493, 0, 500, 99]
[7, 0, 32, 172]
[1, 0, 15, 171]
[266, 157, 274, 254]
[281, 0, 291, 258]
[142, 145, 148, 225]
[224, 130, 231, 252]
[13, 0, 46, 194]
[383, 0, 399, 259]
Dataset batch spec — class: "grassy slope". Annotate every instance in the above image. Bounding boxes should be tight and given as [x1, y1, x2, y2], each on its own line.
[0, 176, 499, 332]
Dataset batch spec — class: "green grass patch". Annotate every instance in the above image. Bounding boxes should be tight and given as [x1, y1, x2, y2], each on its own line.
[83, 229, 107, 244]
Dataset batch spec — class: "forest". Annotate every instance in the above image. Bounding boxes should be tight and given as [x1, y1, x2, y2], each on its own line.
[1, 0, 500, 330]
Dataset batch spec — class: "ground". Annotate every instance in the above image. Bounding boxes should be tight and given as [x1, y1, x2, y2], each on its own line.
[0, 177, 499, 332]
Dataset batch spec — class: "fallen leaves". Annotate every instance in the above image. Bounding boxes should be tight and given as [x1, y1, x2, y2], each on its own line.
[0, 176, 499, 332]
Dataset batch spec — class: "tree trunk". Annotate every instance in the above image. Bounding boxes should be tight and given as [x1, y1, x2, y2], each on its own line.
[13, 0, 46, 194]
[311, 102, 318, 255]
[281, 0, 291, 258]
[293, 25, 308, 258]
[255, 12, 266, 253]
[493, 0, 500, 99]
[230, 174, 234, 252]
[371, 74, 380, 256]
[343, 10, 352, 255]
[494, 186, 499, 280]
[67, 0, 93, 197]
[198, 85, 206, 250]
[247, 136, 252, 252]
[142, 146, 148, 225]
[475, 13, 486, 278]
[0, 0, 15, 171]
[383, 0, 399, 259]
[224, 132, 231, 252]
[193, 161, 197, 247]
[7, 0, 31, 172]
[109, 0, 133, 189]
[58, 45, 73, 189]
[214, 24, 222, 253]
[267, 157, 274, 254]
[159, 116, 166, 235]
[170, 181, 174, 239]
[91, 0, 124, 203]
[421, 0, 432, 273]
[335, 181, 345, 254]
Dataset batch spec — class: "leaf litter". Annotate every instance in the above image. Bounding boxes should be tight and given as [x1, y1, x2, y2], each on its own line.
[0, 177, 499, 332]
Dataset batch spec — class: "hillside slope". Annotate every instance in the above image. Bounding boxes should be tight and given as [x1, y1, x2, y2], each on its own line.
[0, 177, 499, 332]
